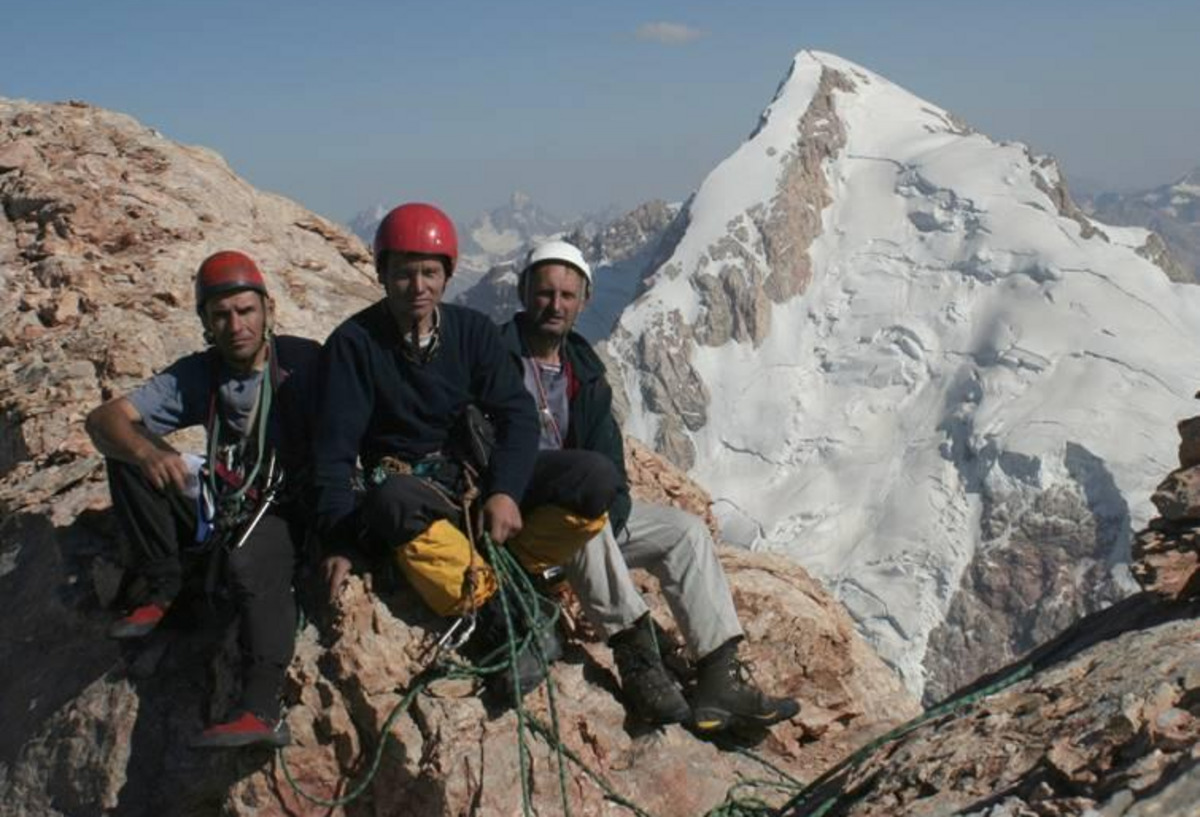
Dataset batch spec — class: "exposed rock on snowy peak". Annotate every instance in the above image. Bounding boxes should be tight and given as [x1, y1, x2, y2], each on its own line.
[456, 257, 523, 322]
[1082, 166, 1200, 283]
[604, 50, 1200, 699]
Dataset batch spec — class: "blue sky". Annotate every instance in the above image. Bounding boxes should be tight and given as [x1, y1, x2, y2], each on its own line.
[3, 1, 1196, 227]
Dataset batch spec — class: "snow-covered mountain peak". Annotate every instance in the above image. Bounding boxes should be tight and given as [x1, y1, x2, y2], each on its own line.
[606, 50, 1200, 698]
[1173, 165, 1200, 190]
[625, 51, 992, 341]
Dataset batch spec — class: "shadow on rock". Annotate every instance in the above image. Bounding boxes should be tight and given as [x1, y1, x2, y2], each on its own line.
[0, 510, 120, 767]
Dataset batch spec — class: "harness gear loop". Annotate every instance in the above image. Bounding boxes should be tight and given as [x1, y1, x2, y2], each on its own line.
[231, 453, 283, 551]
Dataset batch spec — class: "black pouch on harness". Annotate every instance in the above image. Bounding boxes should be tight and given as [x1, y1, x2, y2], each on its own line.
[449, 404, 496, 477]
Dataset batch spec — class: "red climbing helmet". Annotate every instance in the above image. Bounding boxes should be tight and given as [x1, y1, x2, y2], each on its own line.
[373, 203, 458, 275]
[194, 250, 268, 314]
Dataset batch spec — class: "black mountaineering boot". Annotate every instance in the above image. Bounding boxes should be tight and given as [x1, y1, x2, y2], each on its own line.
[691, 638, 799, 733]
[609, 614, 691, 725]
[468, 587, 563, 702]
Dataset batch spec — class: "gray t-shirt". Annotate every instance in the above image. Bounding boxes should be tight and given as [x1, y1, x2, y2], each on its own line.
[521, 358, 569, 451]
[127, 351, 264, 440]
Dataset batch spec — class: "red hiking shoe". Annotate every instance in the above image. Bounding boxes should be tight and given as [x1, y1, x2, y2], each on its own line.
[191, 711, 291, 749]
[109, 602, 168, 639]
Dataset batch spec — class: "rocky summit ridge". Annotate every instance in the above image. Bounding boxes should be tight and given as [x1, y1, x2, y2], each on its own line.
[0, 96, 913, 816]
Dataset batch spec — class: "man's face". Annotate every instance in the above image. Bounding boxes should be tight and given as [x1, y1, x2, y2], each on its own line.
[203, 290, 271, 369]
[522, 263, 588, 340]
[381, 254, 448, 329]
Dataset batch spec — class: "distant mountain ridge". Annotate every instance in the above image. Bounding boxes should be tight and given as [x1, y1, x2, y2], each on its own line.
[459, 198, 683, 337]
[1081, 167, 1200, 282]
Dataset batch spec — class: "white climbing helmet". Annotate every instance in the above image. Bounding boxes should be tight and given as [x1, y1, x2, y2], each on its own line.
[521, 240, 593, 294]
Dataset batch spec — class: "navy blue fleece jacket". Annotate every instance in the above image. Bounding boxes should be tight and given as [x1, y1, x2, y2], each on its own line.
[313, 301, 539, 543]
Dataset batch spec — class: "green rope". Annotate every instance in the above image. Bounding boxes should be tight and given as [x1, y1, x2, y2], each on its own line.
[524, 715, 659, 817]
[698, 747, 809, 817]
[275, 666, 450, 808]
[487, 536, 538, 816]
[482, 536, 574, 814]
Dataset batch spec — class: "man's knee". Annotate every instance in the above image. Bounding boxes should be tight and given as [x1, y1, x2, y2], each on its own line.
[575, 452, 620, 516]
[537, 450, 619, 517]
[643, 504, 713, 565]
[511, 505, 607, 575]
[672, 507, 710, 545]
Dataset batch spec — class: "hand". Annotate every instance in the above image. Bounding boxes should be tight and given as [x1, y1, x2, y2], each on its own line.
[482, 493, 523, 544]
[137, 447, 190, 494]
[321, 555, 352, 600]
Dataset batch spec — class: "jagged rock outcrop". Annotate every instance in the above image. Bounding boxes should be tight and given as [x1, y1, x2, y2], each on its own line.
[0, 98, 918, 816]
[1131, 413, 1200, 601]
[778, 594, 1200, 817]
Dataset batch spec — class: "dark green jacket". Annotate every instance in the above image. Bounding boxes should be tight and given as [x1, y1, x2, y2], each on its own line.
[499, 315, 632, 535]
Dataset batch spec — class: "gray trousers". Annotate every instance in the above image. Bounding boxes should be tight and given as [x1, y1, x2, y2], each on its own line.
[564, 500, 743, 659]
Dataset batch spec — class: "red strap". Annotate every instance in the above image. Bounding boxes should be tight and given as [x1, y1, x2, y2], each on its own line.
[213, 462, 259, 501]
[564, 357, 580, 401]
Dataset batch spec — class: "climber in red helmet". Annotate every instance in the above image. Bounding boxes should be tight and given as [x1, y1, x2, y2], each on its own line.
[86, 250, 321, 749]
[312, 203, 619, 701]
